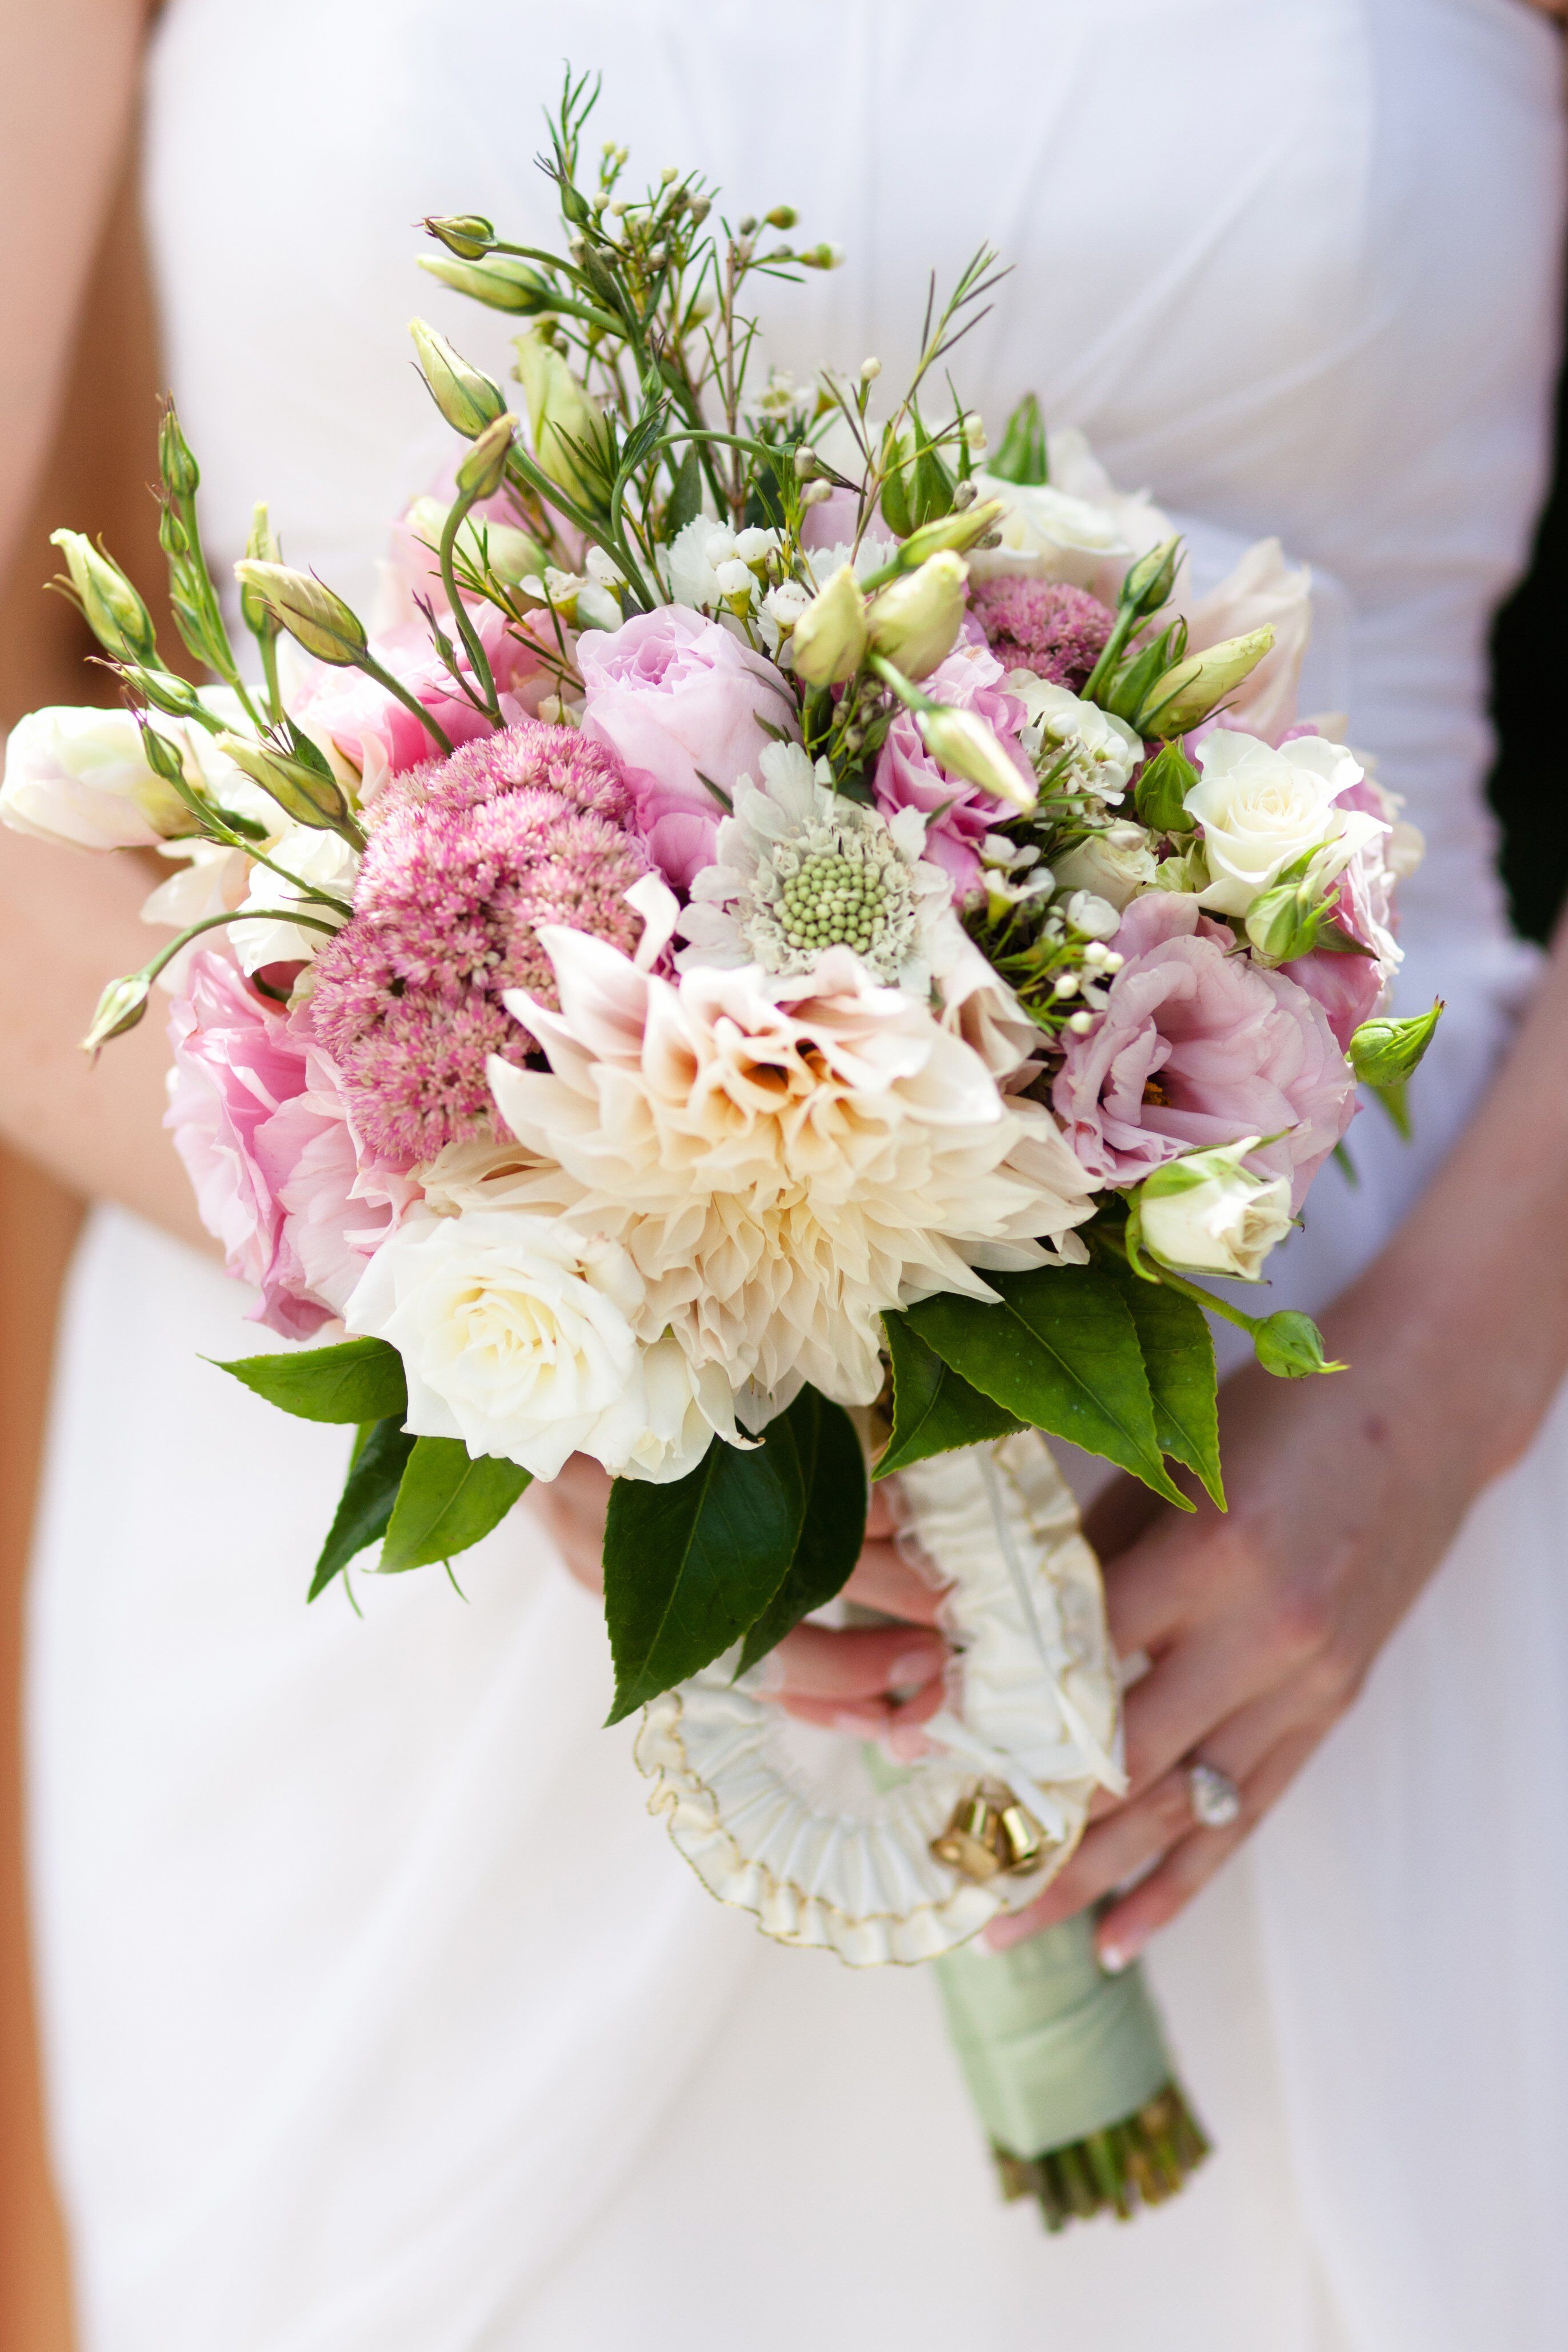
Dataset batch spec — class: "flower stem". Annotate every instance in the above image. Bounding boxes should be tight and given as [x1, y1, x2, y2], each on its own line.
[352, 651, 454, 758]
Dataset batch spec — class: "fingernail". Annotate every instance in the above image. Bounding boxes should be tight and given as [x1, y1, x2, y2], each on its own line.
[890, 1646, 943, 1691]
[885, 1722, 931, 1763]
[984, 1915, 1029, 1951]
[1098, 1938, 1137, 1974]
[834, 1708, 882, 1737]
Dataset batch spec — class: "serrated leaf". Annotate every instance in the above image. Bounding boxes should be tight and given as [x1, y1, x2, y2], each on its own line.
[212, 1335, 407, 1425]
[906, 1267, 1192, 1509]
[877, 1311, 1022, 1479]
[602, 1423, 804, 1725]
[309, 1417, 416, 1599]
[664, 442, 703, 537]
[1097, 1254, 1225, 1509]
[379, 1435, 530, 1572]
[736, 1389, 866, 1674]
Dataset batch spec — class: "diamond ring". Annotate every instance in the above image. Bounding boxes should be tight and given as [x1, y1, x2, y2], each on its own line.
[1187, 1759, 1242, 1829]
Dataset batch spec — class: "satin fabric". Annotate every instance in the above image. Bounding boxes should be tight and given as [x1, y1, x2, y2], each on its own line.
[25, 3, 1568, 2345]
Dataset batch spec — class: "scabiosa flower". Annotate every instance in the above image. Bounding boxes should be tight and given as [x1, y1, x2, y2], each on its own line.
[677, 742, 957, 989]
[969, 578, 1114, 690]
[309, 720, 651, 1166]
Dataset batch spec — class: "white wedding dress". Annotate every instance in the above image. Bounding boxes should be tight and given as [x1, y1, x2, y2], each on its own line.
[24, 3, 1568, 2346]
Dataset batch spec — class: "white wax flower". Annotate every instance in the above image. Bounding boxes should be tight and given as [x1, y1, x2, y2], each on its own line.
[0, 706, 194, 850]
[1185, 729, 1383, 917]
[666, 517, 782, 614]
[1136, 1140, 1293, 1282]
[1010, 674, 1143, 804]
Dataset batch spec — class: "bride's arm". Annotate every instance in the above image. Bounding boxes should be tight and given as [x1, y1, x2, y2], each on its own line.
[0, 0, 207, 1250]
[990, 909, 1568, 1964]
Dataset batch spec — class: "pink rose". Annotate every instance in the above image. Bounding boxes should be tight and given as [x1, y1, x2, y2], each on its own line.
[577, 607, 798, 890]
[871, 632, 1035, 900]
[166, 951, 413, 1338]
[1052, 894, 1355, 1209]
[290, 610, 554, 790]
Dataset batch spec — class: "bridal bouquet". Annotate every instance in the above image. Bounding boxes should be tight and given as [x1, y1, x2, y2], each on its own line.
[3, 74, 1437, 2229]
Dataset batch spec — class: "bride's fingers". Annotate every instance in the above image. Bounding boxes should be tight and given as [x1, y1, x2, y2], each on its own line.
[1094, 1724, 1321, 1969]
[781, 1675, 949, 1735]
[767, 1619, 947, 1707]
[1111, 1617, 1284, 1797]
[842, 1539, 945, 1625]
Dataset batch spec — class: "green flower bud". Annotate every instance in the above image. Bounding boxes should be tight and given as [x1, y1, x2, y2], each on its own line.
[989, 391, 1049, 488]
[50, 530, 159, 665]
[878, 423, 914, 539]
[157, 402, 201, 499]
[1137, 626, 1275, 738]
[790, 563, 868, 687]
[408, 317, 507, 439]
[454, 411, 519, 502]
[917, 705, 1036, 812]
[866, 552, 967, 681]
[240, 505, 283, 643]
[230, 564, 366, 668]
[1253, 1310, 1346, 1380]
[423, 213, 495, 261]
[511, 329, 605, 503]
[1349, 998, 1443, 1088]
[893, 499, 1009, 567]
[1133, 738, 1198, 833]
[81, 969, 151, 1056]
[418, 251, 556, 314]
[1119, 534, 1182, 619]
[1243, 873, 1327, 963]
[214, 732, 355, 833]
[764, 205, 798, 230]
[123, 667, 207, 723]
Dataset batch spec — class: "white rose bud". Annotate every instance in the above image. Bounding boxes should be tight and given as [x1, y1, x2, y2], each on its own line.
[790, 562, 869, 686]
[1134, 1139, 1293, 1282]
[1051, 824, 1157, 912]
[866, 551, 968, 681]
[1, 706, 194, 850]
[1185, 729, 1385, 918]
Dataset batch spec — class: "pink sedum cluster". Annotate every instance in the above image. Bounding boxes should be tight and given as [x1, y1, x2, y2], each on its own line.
[969, 578, 1114, 691]
[309, 720, 653, 1167]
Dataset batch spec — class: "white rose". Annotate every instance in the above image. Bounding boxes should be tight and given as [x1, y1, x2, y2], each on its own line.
[1185, 729, 1382, 918]
[1135, 1141, 1293, 1282]
[0, 705, 194, 850]
[1010, 674, 1143, 802]
[229, 824, 359, 975]
[1051, 823, 1157, 912]
[345, 1207, 655, 1482]
[969, 470, 1133, 589]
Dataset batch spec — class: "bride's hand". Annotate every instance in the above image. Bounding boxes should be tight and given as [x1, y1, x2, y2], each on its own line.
[534, 1461, 950, 1737]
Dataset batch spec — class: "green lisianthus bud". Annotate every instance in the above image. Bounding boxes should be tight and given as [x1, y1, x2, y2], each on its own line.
[989, 391, 1049, 488]
[1349, 998, 1443, 1088]
[214, 732, 355, 833]
[240, 505, 283, 643]
[1253, 1310, 1346, 1379]
[917, 705, 1036, 812]
[81, 969, 151, 1056]
[893, 500, 1009, 568]
[419, 251, 556, 314]
[1243, 873, 1326, 963]
[409, 317, 507, 439]
[454, 412, 519, 502]
[1133, 738, 1198, 834]
[866, 552, 967, 681]
[50, 531, 159, 665]
[1137, 626, 1275, 738]
[423, 213, 495, 261]
[158, 402, 201, 499]
[230, 564, 366, 668]
[790, 563, 868, 687]
[511, 329, 605, 503]
[1119, 534, 1182, 619]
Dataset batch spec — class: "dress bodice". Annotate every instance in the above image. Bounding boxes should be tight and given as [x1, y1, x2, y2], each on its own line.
[145, 0, 1564, 955]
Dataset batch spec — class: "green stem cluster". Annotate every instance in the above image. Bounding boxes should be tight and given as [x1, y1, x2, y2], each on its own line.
[993, 2084, 1210, 2231]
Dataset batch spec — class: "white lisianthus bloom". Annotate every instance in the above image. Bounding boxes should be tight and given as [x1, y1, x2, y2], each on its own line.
[485, 934, 1099, 1414]
[344, 1206, 722, 1483]
[1051, 822, 1158, 912]
[227, 825, 358, 977]
[677, 741, 958, 989]
[1185, 729, 1386, 918]
[1134, 1140, 1294, 1282]
[0, 706, 195, 850]
[1010, 673, 1143, 806]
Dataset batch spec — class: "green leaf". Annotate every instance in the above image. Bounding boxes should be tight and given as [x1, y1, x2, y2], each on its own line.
[211, 1335, 407, 1425]
[665, 441, 703, 537]
[736, 1389, 867, 1674]
[1096, 1254, 1224, 1509]
[876, 1311, 1022, 1479]
[602, 1424, 805, 1725]
[309, 1417, 416, 1599]
[906, 1266, 1192, 1509]
[379, 1435, 531, 1573]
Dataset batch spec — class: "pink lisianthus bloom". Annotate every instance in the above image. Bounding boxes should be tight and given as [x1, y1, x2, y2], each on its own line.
[871, 631, 1035, 901]
[1052, 894, 1355, 1209]
[166, 950, 412, 1339]
[290, 609, 556, 791]
[577, 606, 799, 890]
[1281, 769, 1403, 1049]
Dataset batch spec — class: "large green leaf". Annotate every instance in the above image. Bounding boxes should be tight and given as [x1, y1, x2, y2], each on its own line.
[379, 1435, 531, 1573]
[736, 1389, 867, 1674]
[309, 1417, 417, 1599]
[906, 1267, 1191, 1509]
[602, 1423, 805, 1725]
[664, 441, 703, 537]
[1097, 1252, 1225, 1509]
[213, 1336, 407, 1425]
[876, 1311, 1022, 1479]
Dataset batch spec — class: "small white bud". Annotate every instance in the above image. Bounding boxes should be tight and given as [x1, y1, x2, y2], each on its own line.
[860, 357, 882, 381]
[1066, 1010, 1096, 1035]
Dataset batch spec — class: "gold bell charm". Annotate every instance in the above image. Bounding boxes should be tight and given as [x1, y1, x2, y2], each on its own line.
[930, 1779, 1051, 1882]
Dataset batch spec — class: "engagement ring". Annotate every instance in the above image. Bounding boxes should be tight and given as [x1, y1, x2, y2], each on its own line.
[1187, 1761, 1243, 1830]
